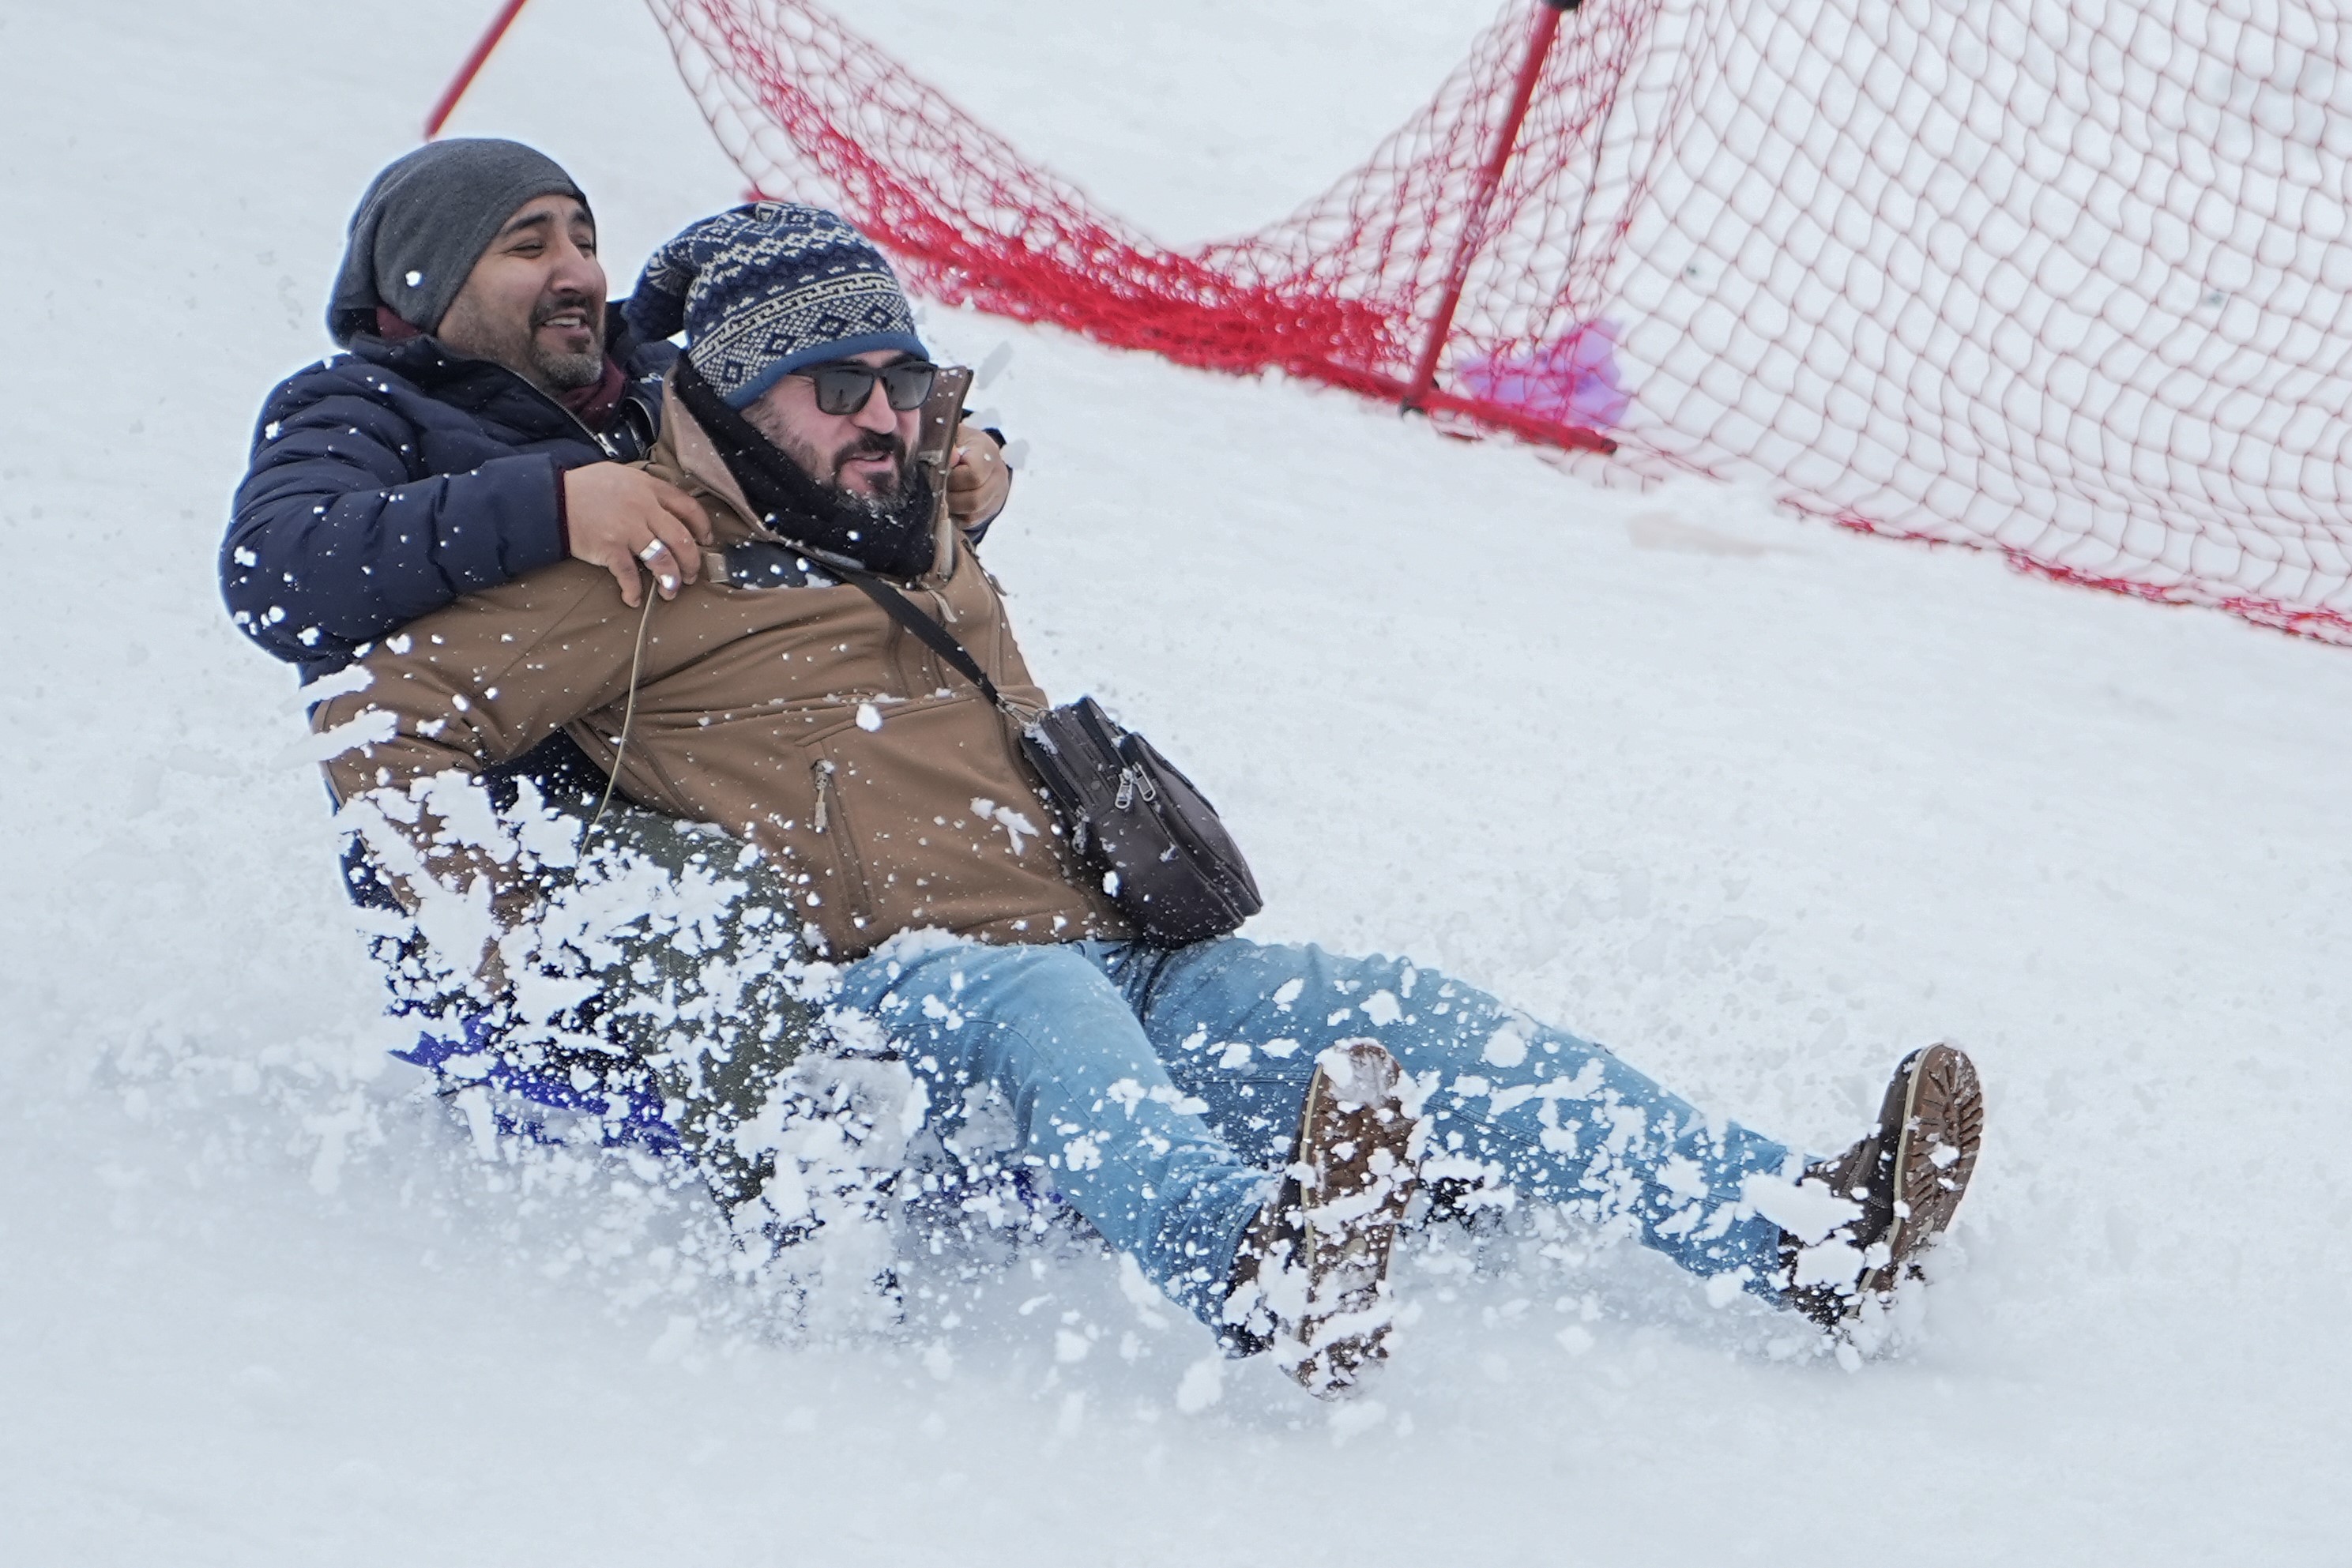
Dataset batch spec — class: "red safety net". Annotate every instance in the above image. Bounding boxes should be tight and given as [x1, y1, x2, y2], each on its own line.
[649, 0, 2352, 643]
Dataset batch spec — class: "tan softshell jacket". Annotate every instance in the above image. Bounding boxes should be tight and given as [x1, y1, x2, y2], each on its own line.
[311, 388, 1127, 961]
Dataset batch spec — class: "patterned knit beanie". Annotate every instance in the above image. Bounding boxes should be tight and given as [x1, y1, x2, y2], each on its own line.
[623, 202, 927, 408]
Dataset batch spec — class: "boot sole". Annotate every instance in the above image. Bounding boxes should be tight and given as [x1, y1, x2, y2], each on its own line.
[1859, 1042, 1983, 1299]
[1288, 1040, 1419, 1396]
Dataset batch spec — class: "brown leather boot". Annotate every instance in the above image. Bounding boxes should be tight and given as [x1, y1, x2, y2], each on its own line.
[1224, 1040, 1421, 1398]
[1784, 1042, 1984, 1329]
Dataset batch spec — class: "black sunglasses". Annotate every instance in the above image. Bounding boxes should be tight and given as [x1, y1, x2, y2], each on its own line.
[796, 358, 940, 416]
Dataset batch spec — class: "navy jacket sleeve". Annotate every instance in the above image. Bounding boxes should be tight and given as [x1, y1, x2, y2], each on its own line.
[222, 366, 570, 670]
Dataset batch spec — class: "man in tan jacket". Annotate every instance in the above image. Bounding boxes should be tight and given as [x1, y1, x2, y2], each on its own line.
[313, 203, 1984, 1397]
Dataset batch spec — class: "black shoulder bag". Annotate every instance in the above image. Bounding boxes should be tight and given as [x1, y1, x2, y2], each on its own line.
[817, 554, 1263, 946]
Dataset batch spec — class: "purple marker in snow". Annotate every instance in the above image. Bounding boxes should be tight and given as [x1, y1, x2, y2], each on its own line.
[1455, 319, 1631, 432]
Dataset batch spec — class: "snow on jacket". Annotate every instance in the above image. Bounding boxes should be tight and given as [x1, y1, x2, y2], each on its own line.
[222, 304, 672, 682]
[309, 380, 1127, 962]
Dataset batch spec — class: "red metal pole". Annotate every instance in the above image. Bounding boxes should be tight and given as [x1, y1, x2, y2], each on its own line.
[1402, 0, 1576, 409]
[424, 0, 534, 139]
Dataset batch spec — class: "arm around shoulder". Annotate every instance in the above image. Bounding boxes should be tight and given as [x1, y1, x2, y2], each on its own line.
[222, 364, 570, 667]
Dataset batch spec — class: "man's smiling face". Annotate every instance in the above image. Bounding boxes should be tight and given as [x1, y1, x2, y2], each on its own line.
[434, 194, 607, 394]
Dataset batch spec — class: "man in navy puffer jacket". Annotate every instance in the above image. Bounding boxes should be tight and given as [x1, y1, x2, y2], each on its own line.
[224, 139, 719, 686]
[223, 138, 1010, 686]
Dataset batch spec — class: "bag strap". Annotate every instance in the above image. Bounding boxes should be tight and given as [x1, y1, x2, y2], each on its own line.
[818, 553, 1017, 715]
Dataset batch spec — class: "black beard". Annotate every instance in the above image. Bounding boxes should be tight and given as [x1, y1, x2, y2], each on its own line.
[672, 359, 938, 579]
[791, 426, 911, 503]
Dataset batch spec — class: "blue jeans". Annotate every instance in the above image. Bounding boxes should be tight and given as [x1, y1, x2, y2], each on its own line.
[834, 937, 1798, 1331]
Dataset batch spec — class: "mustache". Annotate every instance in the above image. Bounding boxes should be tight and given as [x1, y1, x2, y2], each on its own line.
[833, 430, 908, 474]
[529, 291, 599, 329]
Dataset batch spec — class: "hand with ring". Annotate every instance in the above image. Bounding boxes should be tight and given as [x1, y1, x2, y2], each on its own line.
[560, 462, 715, 607]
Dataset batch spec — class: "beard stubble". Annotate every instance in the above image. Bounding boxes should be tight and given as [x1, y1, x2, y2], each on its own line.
[525, 293, 606, 393]
[440, 285, 604, 393]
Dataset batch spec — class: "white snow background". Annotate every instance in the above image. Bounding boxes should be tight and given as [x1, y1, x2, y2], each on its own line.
[4, 0, 2350, 1561]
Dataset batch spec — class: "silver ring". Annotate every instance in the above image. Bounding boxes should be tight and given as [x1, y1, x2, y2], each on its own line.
[638, 541, 666, 562]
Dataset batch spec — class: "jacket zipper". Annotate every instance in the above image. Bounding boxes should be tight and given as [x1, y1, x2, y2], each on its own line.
[540, 386, 622, 457]
[811, 759, 875, 923]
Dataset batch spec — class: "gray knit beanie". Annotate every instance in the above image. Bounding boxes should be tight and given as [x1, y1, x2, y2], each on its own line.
[623, 202, 926, 408]
[327, 139, 589, 344]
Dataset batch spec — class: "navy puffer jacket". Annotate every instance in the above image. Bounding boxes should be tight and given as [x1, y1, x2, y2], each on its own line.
[223, 305, 674, 682]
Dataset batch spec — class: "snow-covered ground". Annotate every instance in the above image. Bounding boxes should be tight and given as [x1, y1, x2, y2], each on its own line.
[5, 0, 2350, 1561]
